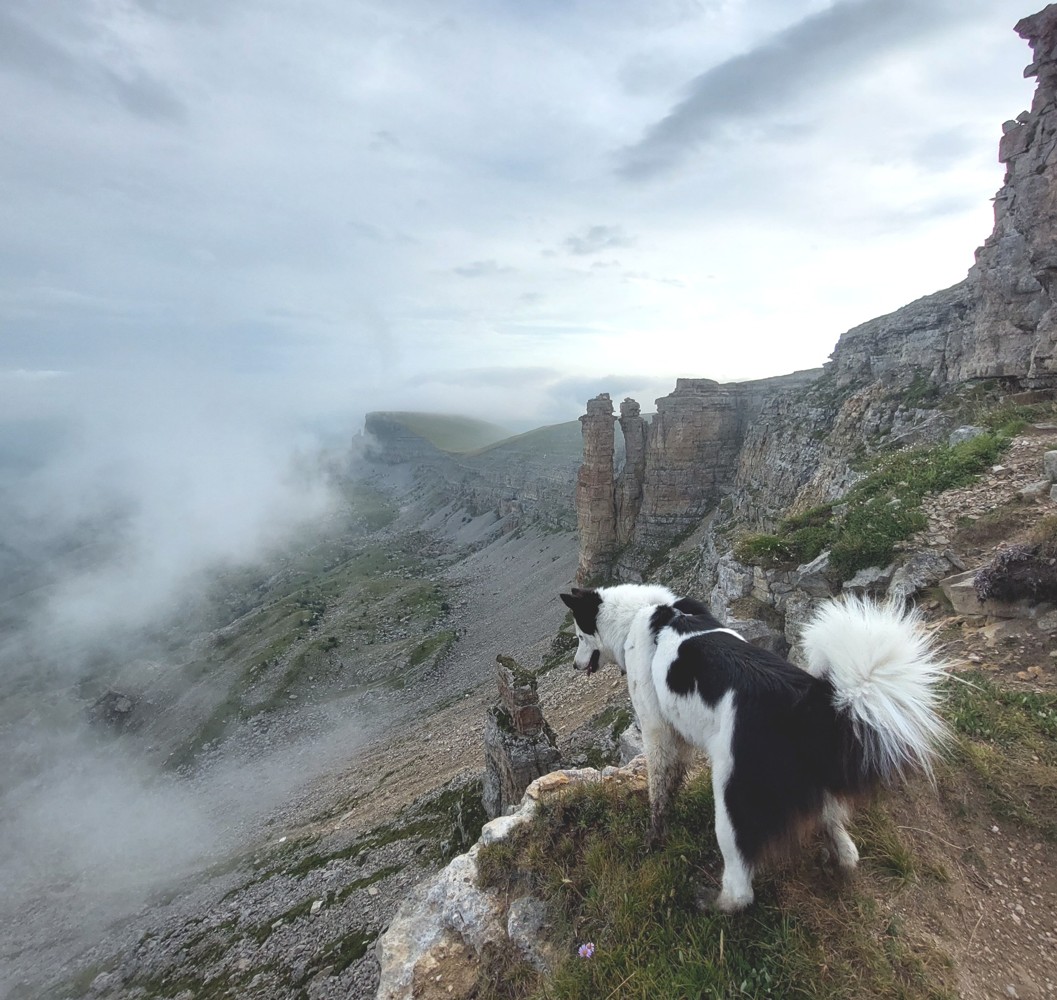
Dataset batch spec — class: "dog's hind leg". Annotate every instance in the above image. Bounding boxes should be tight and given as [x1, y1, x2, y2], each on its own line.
[822, 794, 859, 871]
[642, 722, 692, 848]
[712, 767, 755, 912]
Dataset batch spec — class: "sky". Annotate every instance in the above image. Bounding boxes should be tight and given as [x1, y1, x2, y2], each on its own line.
[0, 0, 1039, 432]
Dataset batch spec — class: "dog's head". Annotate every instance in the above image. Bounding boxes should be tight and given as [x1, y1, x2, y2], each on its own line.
[559, 587, 604, 675]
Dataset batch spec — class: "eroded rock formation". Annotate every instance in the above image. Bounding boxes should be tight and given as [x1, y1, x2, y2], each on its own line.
[482, 656, 560, 819]
[576, 372, 818, 581]
[575, 394, 619, 581]
[375, 760, 648, 1000]
[576, 8, 1057, 581]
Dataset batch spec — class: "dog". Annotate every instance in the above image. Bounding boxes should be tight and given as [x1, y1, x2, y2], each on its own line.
[559, 584, 948, 912]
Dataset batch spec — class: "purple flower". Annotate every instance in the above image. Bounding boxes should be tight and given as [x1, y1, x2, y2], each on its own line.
[578, 942, 595, 959]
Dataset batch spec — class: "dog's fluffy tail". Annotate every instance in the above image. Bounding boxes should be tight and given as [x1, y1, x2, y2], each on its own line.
[801, 596, 949, 783]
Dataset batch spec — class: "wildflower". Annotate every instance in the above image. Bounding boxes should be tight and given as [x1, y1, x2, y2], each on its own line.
[578, 942, 595, 959]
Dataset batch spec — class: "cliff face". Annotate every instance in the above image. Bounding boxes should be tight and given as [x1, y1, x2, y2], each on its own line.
[576, 372, 819, 581]
[575, 7, 1057, 580]
[955, 5, 1057, 384]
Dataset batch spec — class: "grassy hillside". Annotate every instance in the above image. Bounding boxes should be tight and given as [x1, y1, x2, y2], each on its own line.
[466, 420, 584, 460]
[379, 412, 513, 453]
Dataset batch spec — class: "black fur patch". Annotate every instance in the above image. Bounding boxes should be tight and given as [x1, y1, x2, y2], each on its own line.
[649, 600, 724, 639]
[672, 596, 711, 617]
[559, 588, 602, 636]
[659, 626, 870, 864]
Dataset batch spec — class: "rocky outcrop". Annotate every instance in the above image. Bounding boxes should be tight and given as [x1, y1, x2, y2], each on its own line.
[576, 372, 819, 581]
[615, 398, 647, 546]
[375, 760, 648, 1000]
[482, 656, 560, 819]
[954, 6, 1057, 385]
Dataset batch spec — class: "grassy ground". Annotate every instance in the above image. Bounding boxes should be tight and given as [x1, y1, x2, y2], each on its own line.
[472, 674, 1057, 1000]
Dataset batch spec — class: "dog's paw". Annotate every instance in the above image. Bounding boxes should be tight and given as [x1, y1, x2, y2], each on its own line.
[714, 890, 753, 914]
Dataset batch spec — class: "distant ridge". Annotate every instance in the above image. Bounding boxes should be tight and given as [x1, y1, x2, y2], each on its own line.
[464, 419, 584, 460]
[369, 411, 512, 454]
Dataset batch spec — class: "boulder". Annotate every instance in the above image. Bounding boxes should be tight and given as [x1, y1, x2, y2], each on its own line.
[1045, 450, 1057, 481]
[939, 568, 1055, 619]
[888, 550, 957, 603]
[949, 426, 987, 445]
[376, 760, 649, 1000]
[791, 551, 837, 598]
[841, 563, 895, 596]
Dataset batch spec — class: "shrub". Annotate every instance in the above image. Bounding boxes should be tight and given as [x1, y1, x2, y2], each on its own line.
[734, 432, 1010, 582]
[733, 533, 793, 566]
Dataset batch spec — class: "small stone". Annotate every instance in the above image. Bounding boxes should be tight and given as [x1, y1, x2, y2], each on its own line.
[310, 899, 323, 915]
[1007, 986, 1019, 999]
[368, 885, 380, 897]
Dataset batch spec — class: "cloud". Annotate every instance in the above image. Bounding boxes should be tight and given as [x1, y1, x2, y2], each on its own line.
[617, 0, 955, 180]
[453, 259, 515, 278]
[564, 225, 635, 255]
[0, 6, 185, 122]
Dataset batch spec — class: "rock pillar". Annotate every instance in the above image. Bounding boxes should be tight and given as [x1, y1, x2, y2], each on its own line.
[616, 398, 647, 546]
[575, 394, 618, 582]
[482, 657, 560, 819]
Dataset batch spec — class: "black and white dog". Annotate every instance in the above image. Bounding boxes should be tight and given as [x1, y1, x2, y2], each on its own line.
[559, 584, 948, 912]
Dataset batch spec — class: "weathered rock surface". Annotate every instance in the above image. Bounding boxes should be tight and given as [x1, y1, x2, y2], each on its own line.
[375, 760, 649, 1000]
[482, 657, 560, 819]
[576, 394, 619, 581]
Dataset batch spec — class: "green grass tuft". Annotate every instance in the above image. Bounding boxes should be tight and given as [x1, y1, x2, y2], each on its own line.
[475, 779, 954, 999]
[944, 673, 1057, 838]
[735, 431, 1010, 581]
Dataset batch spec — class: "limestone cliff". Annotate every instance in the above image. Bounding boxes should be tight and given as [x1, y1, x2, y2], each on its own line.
[575, 371, 819, 582]
[576, 7, 1057, 581]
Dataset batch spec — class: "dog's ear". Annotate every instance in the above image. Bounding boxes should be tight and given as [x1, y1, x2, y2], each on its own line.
[559, 592, 578, 610]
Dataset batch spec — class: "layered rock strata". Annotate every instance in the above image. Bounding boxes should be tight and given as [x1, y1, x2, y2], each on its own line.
[577, 372, 818, 581]
[363, 416, 584, 530]
[482, 656, 560, 819]
[575, 394, 619, 581]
